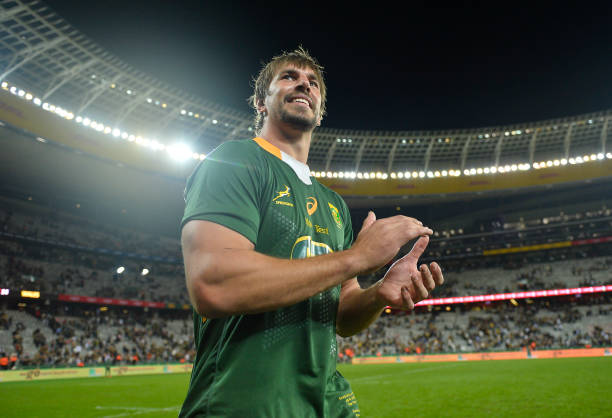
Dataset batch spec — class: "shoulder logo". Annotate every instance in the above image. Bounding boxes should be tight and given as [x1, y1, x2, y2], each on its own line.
[273, 185, 293, 207]
[328, 202, 343, 229]
[306, 197, 318, 216]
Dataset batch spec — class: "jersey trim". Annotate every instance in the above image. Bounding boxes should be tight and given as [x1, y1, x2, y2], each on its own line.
[253, 137, 312, 185]
[253, 136, 282, 160]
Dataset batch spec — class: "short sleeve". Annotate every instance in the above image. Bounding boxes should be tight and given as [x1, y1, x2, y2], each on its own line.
[181, 141, 263, 244]
[337, 197, 353, 251]
[341, 200, 353, 251]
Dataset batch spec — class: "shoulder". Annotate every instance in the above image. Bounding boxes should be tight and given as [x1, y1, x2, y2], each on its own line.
[206, 139, 262, 163]
[314, 180, 348, 210]
[189, 139, 265, 178]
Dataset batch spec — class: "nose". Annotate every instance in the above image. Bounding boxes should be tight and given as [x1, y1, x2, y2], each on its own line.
[296, 74, 310, 91]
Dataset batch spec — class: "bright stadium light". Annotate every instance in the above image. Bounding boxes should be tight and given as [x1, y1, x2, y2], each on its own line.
[116, 266, 125, 274]
[141, 268, 149, 276]
[167, 143, 194, 162]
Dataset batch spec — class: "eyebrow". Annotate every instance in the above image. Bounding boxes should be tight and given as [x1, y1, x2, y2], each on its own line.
[280, 68, 319, 81]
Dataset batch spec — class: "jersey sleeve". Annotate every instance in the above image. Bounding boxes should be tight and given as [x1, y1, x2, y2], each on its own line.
[181, 141, 264, 244]
[339, 197, 353, 251]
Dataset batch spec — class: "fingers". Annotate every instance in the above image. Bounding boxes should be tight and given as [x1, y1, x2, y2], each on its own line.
[405, 236, 430, 262]
[420, 264, 436, 292]
[401, 287, 415, 310]
[411, 274, 429, 301]
[429, 262, 444, 286]
[360, 211, 376, 233]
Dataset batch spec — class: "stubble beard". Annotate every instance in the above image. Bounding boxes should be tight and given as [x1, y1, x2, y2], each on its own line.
[279, 105, 318, 132]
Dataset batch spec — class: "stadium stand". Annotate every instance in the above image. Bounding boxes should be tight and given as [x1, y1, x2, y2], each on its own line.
[1, 189, 610, 367]
[0, 0, 610, 370]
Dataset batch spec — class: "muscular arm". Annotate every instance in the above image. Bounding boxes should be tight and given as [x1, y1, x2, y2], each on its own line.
[183, 220, 360, 318]
[183, 215, 432, 319]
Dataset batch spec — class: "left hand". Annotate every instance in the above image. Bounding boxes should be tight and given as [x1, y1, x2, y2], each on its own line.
[375, 235, 444, 310]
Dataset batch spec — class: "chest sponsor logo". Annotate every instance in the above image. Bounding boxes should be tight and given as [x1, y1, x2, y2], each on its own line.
[290, 236, 333, 259]
[306, 197, 318, 216]
[272, 185, 293, 207]
[328, 202, 343, 229]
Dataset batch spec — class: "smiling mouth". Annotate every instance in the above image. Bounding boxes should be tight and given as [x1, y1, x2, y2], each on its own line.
[287, 97, 311, 108]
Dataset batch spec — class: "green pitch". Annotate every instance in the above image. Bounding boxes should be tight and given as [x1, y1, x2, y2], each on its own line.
[2, 357, 610, 417]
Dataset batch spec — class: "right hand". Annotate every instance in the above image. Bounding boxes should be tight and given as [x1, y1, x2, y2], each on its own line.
[349, 211, 433, 275]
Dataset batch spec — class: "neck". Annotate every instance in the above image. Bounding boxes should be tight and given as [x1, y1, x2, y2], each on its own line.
[258, 123, 311, 164]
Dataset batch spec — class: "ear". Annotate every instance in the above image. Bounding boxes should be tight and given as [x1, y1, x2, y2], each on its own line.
[256, 98, 266, 115]
[316, 115, 323, 127]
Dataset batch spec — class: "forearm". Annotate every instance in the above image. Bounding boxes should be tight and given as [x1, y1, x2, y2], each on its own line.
[186, 248, 362, 318]
[336, 279, 386, 337]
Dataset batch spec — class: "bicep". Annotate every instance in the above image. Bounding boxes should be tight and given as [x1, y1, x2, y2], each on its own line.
[181, 220, 254, 295]
[182, 219, 254, 255]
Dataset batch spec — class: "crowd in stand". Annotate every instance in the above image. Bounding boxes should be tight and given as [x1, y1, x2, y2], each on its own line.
[0, 197, 182, 260]
[337, 296, 611, 359]
[0, 306, 194, 369]
[1, 295, 609, 370]
[1, 195, 611, 370]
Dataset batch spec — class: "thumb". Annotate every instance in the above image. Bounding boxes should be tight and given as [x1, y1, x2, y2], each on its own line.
[360, 211, 376, 233]
[404, 235, 430, 262]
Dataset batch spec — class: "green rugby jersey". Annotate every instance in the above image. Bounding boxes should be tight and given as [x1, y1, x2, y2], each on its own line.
[179, 137, 360, 417]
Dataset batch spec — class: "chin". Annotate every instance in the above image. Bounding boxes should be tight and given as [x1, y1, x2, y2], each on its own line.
[280, 109, 318, 131]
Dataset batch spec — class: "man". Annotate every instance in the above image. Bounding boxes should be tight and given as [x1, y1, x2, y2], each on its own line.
[179, 47, 444, 417]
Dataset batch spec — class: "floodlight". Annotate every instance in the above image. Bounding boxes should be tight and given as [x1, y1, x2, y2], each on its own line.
[167, 143, 194, 162]
[116, 266, 125, 274]
[141, 268, 149, 276]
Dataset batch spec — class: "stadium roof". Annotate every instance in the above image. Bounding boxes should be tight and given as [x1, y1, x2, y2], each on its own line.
[1, 0, 611, 175]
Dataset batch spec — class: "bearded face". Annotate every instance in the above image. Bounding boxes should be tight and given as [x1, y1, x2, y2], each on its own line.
[261, 65, 322, 133]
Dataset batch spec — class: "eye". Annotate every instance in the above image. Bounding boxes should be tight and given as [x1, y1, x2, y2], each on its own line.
[309, 80, 319, 88]
[282, 74, 294, 80]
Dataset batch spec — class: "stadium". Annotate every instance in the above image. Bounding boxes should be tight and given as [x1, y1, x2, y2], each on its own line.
[0, 1, 611, 417]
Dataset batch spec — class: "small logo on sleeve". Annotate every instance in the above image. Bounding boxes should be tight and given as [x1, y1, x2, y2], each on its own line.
[328, 202, 343, 229]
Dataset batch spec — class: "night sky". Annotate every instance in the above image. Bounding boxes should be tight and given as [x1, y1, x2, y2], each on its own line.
[43, 1, 612, 131]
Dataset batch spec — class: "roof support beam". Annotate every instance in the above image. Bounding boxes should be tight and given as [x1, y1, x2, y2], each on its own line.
[601, 116, 609, 153]
[113, 87, 156, 126]
[424, 138, 434, 171]
[494, 135, 504, 166]
[0, 5, 27, 23]
[0, 36, 66, 80]
[528, 131, 538, 164]
[77, 74, 121, 114]
[563, 124, 574, 159]
[324, 138, 337, 172]
[42, 59, 98, 100]
[354, 138, 368, 173]
[460, 136, 471, 170]
[387, 138, 400, 173]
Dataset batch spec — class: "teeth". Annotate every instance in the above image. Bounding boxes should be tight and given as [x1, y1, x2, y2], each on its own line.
[293, 98, 309, 105]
